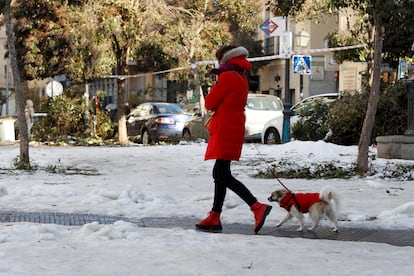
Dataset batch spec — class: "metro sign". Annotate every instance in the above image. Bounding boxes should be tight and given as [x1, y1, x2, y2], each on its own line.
[260, 17, 286, 36]
[261, 18, 279, 35]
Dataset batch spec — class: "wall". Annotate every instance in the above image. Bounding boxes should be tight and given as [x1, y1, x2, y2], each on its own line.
[0, 26, 15, 116]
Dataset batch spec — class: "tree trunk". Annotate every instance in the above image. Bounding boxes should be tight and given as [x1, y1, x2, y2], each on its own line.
[111, 31, 129, 146]
[357, 10, 383, 174]
[5, 0, 30, 167]
[117, 77, 129, 146]
[116, 50, 129, 146]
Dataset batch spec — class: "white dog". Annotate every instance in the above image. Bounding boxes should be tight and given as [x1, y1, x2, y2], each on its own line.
[268, 186, 340, 232]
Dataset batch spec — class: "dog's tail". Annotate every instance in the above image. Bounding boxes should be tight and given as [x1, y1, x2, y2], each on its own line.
[319, 186, 340, 212]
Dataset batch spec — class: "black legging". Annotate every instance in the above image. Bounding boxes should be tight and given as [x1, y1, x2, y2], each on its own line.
[212, 159, 257, 212]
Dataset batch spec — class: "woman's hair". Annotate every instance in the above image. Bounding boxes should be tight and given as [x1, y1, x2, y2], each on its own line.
[215, 45, 237, 62]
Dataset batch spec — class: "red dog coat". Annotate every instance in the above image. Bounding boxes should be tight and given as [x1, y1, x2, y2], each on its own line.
[279, 192, 321, 213]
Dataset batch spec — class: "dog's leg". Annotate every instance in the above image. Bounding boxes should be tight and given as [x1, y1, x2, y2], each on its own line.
[276, 212, 292, 228]
[308, 205, 323, 231]
[290, 206, 305, 231]
[326, 207, 339, 232]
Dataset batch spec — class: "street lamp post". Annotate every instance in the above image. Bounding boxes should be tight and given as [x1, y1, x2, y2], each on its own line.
[282, 58, 291, 143]
[282, 29, 311, 143]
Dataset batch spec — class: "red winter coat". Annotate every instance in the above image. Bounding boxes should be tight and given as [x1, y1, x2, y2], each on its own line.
[204, 57, 251, 161]
[279, 193, 321, 213]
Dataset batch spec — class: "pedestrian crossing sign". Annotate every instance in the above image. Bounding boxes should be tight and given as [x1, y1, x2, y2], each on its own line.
[293, 55, 311, 75]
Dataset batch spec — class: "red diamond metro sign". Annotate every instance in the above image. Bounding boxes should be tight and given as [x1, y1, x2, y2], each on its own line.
[260, 17, 286, 36]
[261, 18, 279, 35]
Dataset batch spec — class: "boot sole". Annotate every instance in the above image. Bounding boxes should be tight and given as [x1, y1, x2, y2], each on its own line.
[254, 205, 272, 234]
[195, 224, 223, 232]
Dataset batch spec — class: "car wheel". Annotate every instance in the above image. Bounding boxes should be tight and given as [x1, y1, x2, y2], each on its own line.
[142, 130, 150, 145]
[264, 128, 281, 144]
[182, 128, 191, 141]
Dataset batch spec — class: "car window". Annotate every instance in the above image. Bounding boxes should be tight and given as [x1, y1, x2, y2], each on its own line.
[154, 104, 184, 114]
[292, 96, 338, 115]
[131, 104, 152, 117]
[292, 98, 313, 115]
[247, 97, 282, 111]
[142, 104, 153, 116]
[131, 106, 143, 117]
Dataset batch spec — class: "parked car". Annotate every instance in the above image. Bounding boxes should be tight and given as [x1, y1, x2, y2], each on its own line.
[261, 93, 341, 144]
[182, 110, 210, 141]
[127, 102, 191, 145]
[183, 94, 284, 143]
[245, 93, 284, 142]
[261, 113, 284, 144]
[290, 93, 341, 126]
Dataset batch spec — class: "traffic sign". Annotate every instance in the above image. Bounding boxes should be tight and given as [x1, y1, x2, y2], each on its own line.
[45, 80, 63, 97]
[398, 60, 408, 79]
[293, 55, 311, 75]
[279, 32, 292, 56]
[260, 17, 286, 36]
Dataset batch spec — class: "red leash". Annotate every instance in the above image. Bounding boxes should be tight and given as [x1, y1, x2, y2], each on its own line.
[253, 144, 292, 192]
[253, 144, 303, 209]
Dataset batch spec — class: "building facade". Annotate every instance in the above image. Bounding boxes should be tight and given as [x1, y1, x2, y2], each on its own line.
[258, 7, 366, 105]
[0, 26, 14, 116]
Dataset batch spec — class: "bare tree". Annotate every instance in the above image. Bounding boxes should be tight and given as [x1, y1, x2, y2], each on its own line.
[357, 10, 383, 173]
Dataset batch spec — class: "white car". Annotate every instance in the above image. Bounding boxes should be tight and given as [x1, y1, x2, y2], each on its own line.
[261, 112, 284, 144]
[245, 94, 284, 143]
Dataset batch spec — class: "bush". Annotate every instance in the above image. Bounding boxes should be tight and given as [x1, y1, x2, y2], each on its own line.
[326, 92, 367, 145]
[327, 82, 407, 145]
[373, 81, 407, 137]
[33, 95, 84, 141]
[33, 94, 114, 143]
[292, 81, 408, 146]
[291, 99, 333, 141]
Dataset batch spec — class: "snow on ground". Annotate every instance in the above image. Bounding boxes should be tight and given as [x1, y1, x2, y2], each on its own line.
[0, 141, 413, 275]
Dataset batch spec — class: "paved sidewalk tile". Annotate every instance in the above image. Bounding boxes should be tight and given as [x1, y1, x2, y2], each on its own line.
[140, 216, 414, 247]
[1, 212, 413, 247]
[0, 211, 129, 226]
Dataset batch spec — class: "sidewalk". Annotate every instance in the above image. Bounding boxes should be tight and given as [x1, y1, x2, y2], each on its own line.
[1, 211, 413, 247]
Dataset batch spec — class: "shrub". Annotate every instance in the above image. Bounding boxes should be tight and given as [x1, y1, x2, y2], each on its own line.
[373, 81, 407, 137]
[326, 92, 367, 145]
[327, 82, 407, 145]
[291, 98, 333, 141]
[292, 81, 408, 145]
[33, 95, 84, 141]
[33, 94, 113, 143]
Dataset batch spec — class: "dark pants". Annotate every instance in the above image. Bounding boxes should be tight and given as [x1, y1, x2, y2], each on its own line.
[212, 159, 257, 213]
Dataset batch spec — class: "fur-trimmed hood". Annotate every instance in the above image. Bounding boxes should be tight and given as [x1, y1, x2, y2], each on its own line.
[219, 46, 249, 64]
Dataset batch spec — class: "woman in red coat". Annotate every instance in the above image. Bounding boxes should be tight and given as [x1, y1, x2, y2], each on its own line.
[196, 45, 272, 234]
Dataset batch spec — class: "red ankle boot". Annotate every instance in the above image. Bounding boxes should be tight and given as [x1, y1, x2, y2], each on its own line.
[251, 201, 272, 234]
[196, 211, 222, 231]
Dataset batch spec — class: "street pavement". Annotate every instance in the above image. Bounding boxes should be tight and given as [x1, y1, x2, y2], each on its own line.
[1, 211, 413, 247]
